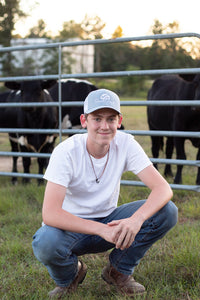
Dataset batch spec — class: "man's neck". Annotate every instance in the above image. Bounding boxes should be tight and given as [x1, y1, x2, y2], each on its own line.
[86, 141, 110, 159]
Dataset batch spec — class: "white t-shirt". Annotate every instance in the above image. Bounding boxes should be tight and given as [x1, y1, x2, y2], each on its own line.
[44, 131, 152, 218]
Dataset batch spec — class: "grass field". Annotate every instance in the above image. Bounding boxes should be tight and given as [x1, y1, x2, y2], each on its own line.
[0, 100, 200, 299]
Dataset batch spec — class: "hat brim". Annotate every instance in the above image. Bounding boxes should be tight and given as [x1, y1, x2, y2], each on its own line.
[85, 106, 121, 114]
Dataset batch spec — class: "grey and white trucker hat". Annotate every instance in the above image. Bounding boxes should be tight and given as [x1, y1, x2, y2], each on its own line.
[84, 89, 121, 114]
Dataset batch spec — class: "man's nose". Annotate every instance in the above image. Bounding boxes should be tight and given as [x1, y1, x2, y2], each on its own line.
[101, 120, 109, 129]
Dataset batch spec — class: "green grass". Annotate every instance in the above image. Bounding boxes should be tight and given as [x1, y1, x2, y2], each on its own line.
[0, 103, 200, 299]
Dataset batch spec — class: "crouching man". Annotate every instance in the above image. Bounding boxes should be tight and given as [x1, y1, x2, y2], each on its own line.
[32, 89, 178, 298]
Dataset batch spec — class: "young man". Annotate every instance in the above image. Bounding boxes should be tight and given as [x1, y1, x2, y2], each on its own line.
[32, 89, 178, 298]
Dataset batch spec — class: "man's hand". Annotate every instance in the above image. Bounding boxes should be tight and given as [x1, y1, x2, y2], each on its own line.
[107, 217, 143, 250]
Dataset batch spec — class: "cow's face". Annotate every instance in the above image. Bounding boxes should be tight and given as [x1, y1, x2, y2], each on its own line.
[20, 81, 43, 103]
[5, 80, 57, 112]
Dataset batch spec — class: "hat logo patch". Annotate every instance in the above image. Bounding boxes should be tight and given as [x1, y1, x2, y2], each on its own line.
[97, 93, 114, 104]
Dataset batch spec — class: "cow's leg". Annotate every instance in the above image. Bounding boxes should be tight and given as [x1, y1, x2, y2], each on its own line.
[20, 146, 31, 184]
[22, 156, 31, 184]
[11, 156, 18, 185]
[151, 136, 162, 170]
[37, 157, 47, 185]
[195, 148, 200, 185]
[164, 137, 174, 177]
[174, 137, 186, 184]
[9, 135, 19, 185]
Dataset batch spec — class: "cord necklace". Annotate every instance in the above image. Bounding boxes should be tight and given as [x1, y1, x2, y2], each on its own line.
[87, 147, 110, 183]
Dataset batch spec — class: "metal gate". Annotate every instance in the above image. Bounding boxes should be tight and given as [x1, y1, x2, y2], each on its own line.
[0, 32, 200, 191]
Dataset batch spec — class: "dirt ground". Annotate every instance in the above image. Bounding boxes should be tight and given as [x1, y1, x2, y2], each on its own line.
[0, 156, 23, 172]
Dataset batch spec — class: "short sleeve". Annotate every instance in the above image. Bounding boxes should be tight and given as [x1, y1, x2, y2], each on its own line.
[43, 143, 72, 187]
[124, 135, 152, 174]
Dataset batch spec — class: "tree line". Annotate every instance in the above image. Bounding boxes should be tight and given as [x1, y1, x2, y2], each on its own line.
[1, 0, 200, 95]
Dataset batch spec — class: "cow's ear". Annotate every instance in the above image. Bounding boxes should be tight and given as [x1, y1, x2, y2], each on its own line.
[179, 74, 196, 82]
[41, 80, 57, 90]
[5, 81, 21, 90]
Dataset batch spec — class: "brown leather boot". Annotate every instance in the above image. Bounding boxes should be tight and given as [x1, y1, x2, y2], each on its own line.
[102, 263, 145, 297]
[48, 261, 87, 298]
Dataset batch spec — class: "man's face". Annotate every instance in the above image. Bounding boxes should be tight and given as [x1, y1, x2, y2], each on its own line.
[80, 108, 123, 148]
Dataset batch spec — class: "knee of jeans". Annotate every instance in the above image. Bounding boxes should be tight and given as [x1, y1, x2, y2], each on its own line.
[162, 201, 178, 230]
[32, 228, 64, 264]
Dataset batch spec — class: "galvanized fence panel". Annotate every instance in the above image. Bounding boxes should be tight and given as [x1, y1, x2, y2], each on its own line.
[1, 32, 200, 191]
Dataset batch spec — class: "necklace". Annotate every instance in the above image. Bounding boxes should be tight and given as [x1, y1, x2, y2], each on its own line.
[87, 147, 110, 183]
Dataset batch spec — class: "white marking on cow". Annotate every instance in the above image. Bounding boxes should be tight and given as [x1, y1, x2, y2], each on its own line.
[44, 89, 50, 95]
[47, 135, 55, 143]
[61, 114, 72, 129]
[60, 78, 93, 85]
[18, 136, 27, 146]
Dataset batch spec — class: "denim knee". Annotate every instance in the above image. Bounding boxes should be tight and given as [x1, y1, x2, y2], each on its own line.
[161, 201, 178, 230]
[32, 226, 65, 265]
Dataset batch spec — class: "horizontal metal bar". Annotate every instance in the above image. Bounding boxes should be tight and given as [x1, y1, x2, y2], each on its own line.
[0, 101, 83, 108]
[1, 128, 200, 138]
[0, 128, 87, 134]
[59, 68, 200, 79]
[150, 158, 200, 167]
[0, 171, 42, 179]
[121, 100, 200, 106]
[1, 67, 200, 82]
[0, 171, 199, 191]
[121, 180, 200, 192]
[1, 100, 200, 108]
[0, 102, 60, 108]
[1, 151, 199, 166]
[0, 101, 84, 108]
[0, 128, 86, 134]
[0, 151, 51, 158]
[0, 74, 59, 82]
[0, 32, 199, 53]
[0, 128, 60, 133]
[125, 130, 200, 138]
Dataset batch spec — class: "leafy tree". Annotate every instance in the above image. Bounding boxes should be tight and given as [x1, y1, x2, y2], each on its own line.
[53, 16, 106, 74]
[14, 56, 36, 75]
[95, 19, 199, 94]
[148, 19, 196, 70]
[42, 47, 76, 75]
[151, 19, 164, 35]
[112, 26, 123, 39]
[0, 0, 26, 46]
[26, 19, 50, 38]
[119, 65, 146, 96]
[57, 15, 106, 41]
[81, 15, 105, 40]
[97, 42, 134, 72]
[80, 15, 105, 72]
[58, 20, 83, 40]
[0, 0, 27, 75]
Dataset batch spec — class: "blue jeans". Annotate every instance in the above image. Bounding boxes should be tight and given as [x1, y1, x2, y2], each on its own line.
[32, 200, 178, 287]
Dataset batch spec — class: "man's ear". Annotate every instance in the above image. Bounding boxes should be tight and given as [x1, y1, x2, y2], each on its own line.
[117, 115, 123, 129]
[80, 114, 87, 128]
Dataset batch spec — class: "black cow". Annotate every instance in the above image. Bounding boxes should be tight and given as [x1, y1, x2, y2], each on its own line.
[1, 80, 57, 184]
[147, 74, 200, 185]
[49, 79, 98, 128]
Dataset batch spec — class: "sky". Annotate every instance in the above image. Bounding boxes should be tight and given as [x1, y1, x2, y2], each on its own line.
[15, 0, 200, 38]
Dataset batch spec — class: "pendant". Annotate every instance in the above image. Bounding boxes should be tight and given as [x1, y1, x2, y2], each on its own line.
[96, 178, 100, 183]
